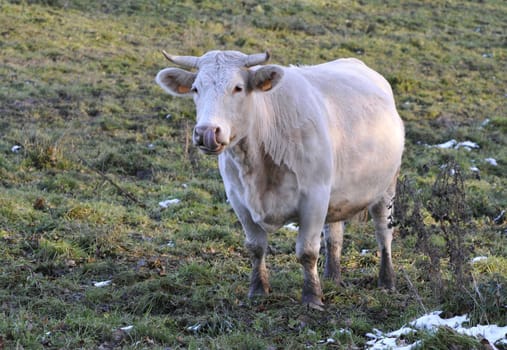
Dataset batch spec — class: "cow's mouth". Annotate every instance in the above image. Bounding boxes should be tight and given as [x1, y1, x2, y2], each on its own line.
[198, 144, 225, 155]
[194, 127, 228, 155]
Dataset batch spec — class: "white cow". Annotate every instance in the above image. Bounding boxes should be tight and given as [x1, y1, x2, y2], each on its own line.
[156, 50, 404, 308]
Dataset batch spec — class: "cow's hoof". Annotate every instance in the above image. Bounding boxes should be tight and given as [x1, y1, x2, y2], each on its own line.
[306, 301, 325, 311]
[248, 284, 270, 299]
[302, 294, 324, 311]
[378, 276, 395, 291]
[379, 283, 396, 292]
[323, 272, 342, 287]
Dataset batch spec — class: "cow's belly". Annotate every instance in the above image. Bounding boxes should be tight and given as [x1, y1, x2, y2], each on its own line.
[326, 161, 399, 222]
[326, 200, 369, 222]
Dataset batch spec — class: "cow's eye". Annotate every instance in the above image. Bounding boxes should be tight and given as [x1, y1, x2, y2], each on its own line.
[191, 86, 198, 94]
[233, 85, 243, 94]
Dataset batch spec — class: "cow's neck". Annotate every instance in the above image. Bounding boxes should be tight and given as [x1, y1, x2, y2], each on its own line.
[249, 91, 308, 171]
[230, 137, 271, 177]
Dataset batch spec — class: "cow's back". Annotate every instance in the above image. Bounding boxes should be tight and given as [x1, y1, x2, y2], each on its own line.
[298, 58, 395, 111]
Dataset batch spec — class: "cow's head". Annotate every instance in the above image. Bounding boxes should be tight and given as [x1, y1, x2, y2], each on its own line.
[156, 50, 283, 155]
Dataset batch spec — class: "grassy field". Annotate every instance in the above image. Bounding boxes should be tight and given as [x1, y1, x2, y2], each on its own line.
[0, 0, 506, 349]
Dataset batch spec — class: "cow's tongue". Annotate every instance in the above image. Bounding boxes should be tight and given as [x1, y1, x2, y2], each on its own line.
[203, 128, 219, 150]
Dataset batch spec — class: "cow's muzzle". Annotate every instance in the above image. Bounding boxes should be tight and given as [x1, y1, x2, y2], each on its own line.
[193, 125, 227, 155]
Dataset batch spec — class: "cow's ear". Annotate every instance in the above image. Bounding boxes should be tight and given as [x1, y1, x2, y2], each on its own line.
[250, 66, 284, 92]
[156, 68, 196, 97]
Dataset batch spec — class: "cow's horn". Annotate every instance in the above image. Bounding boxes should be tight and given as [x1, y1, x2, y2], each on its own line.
[162, 50, 199, 69]
[244, 51, 270, 67]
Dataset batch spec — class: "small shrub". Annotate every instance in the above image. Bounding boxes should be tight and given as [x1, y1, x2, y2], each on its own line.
[394, 159, 497, 321]
[20, 131, 73, 170]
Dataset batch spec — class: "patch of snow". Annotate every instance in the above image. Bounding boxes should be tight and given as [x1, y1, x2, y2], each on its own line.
[11, 145, 22, 153]
[120, 325, 134, 333]
[456, 141, 479, 151]
[187, 323, 202, 332]
[93, 280, 112, 287]
[440, 164, 456, 175]
[480, 118, 490, 127]
[471, 256, 488, 263]
[493, 210, 505, 224]
[462, 324, 507, 345]
[387, 326, 415, 337]
[434, 139, 457, 149]
[366, 328, 382, 339]
[284, 223, 298, 231]
[367, 332, 416, 350]
[428, 139, 479, 151]
[159, 198, 180, 208]
[470, 166, 480, 172]
[361, 249, 371, 256]
[366, 311, 507, 349]
[485, 158, 498, 166]
[410, 311, 468, 330]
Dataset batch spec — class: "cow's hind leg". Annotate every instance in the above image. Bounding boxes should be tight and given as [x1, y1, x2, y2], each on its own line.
[323, 221, 344, 285]
[368, 178, 397, 290]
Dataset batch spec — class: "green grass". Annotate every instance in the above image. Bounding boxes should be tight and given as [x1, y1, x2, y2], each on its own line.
[0, 0, 506, 348]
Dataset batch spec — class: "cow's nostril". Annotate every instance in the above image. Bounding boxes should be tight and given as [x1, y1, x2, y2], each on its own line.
[193, 128, 204, 145]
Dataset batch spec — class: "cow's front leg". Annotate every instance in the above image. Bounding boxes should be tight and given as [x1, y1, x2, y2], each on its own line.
[245, 229, 270, 297]
[296, 190, 329, 309]
[296, 240, 323, 308]
[225, 187, 271, 298]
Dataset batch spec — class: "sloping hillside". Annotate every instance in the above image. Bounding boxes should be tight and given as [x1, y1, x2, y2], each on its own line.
[0, 1, 505, 348]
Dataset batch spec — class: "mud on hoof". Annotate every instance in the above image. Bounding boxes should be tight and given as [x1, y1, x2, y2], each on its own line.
[378, 265, 396, 291]
[302, 294, 324, 311]
[378, 279, 396, 291]
[248, 282, 271, 299]
[378, 271, 396, 291]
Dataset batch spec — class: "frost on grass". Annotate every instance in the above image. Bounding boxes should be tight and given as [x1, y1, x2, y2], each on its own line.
[366, 311, 507, 349]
